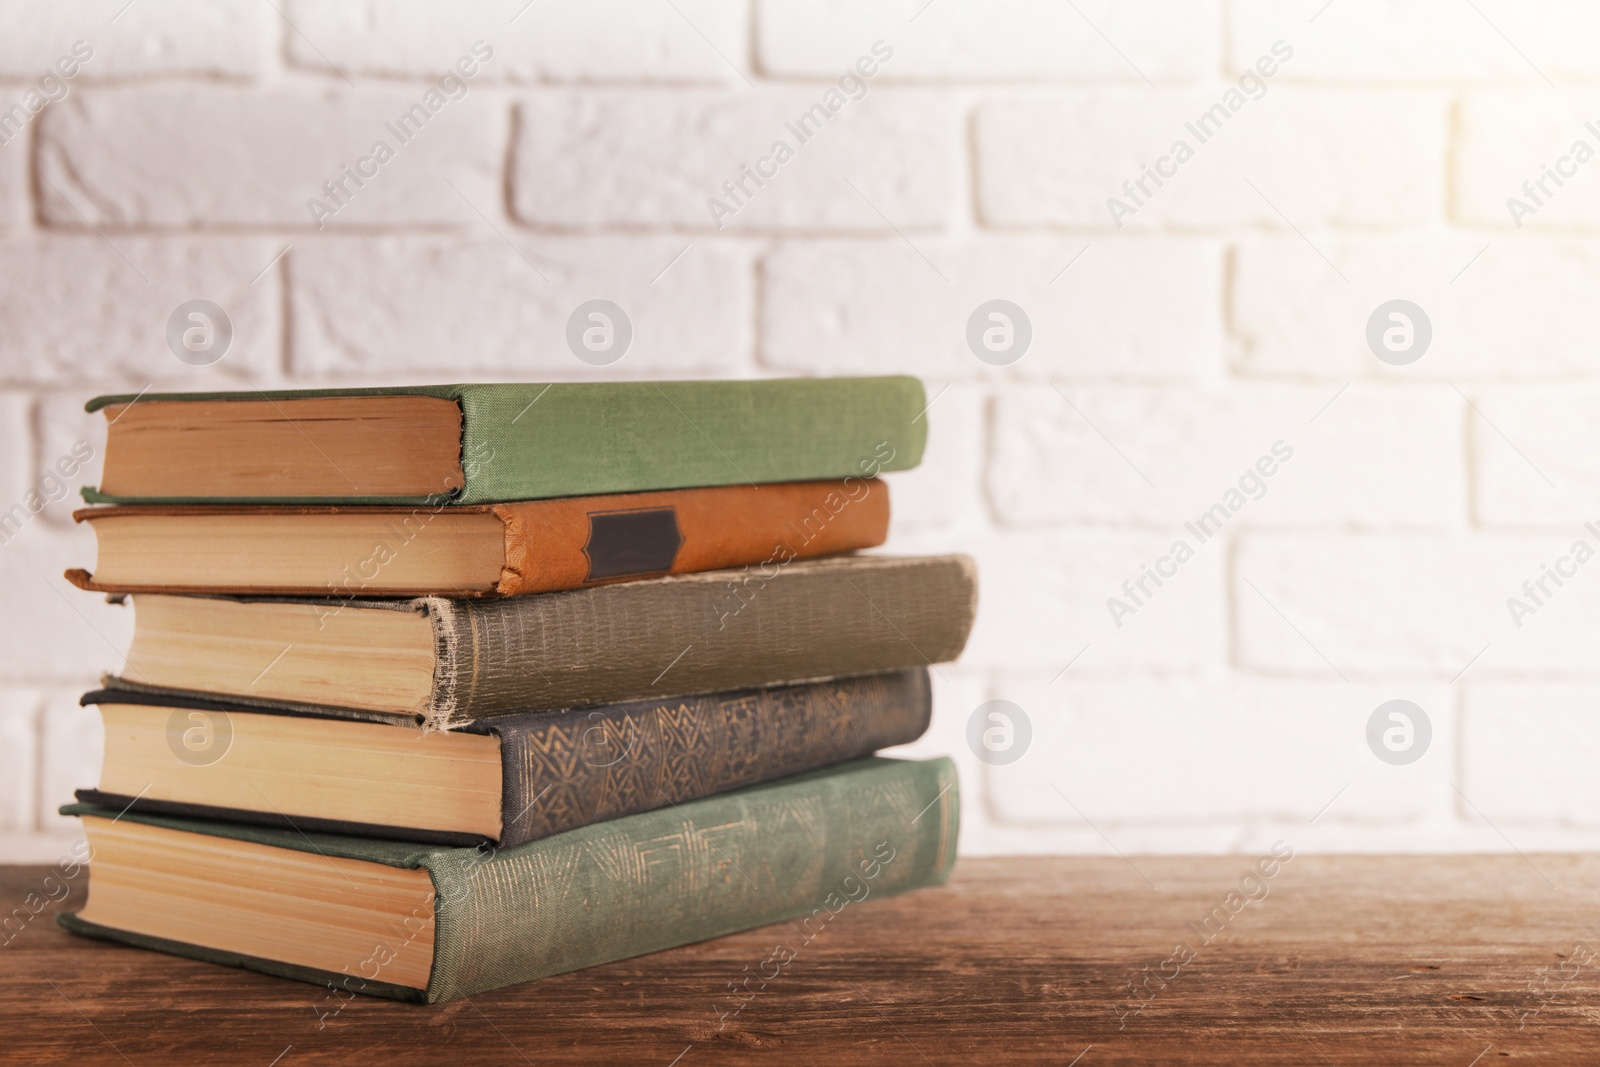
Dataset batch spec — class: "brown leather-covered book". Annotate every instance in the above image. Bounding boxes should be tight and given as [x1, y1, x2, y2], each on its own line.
[65, 479, 888, 597]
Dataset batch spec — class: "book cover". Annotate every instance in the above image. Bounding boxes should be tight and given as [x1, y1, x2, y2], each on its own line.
[83, 377, 928, 505]
[65, 478, 890, 597]
[60, 756, 960, 1003]
[78, 669, 933, 847]
[109, 554, 978, 727]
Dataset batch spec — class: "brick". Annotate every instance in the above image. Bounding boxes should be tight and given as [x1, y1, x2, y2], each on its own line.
[285, 0, 747, 83]
[0, 523, 132, 683]
[0, 238, 282, 385]
[512, 89, 958, 231]
[761, 238, 1219, 380]
[988, 384, 1465, 529]
[33, 393, 106, 529]
[1235, 533, 1600, 678]
[884, 382, 987, 540]
[0, 834, 85, 866]
[874, 671, 1249, 856]
[757, 0, 1217, 82]
[289, 236, 748, 377]
[1470, 386, 1600, 527]
[0, 394, 31, 515]
[870, 671, 1228, 857]
[0, 691, 40, 833]
[3, 391, 94, 533]
[1463, 682, 1600, 823]
[0, 138, 23, 230]
[38, 88, 501, 229]
[39, 689, 100, 834]
[1229, 0, 1600, 83]
[1233, 237, 1600, 380]
[871, 669, 1224, 856]
[0, 1, 261, 80]
[975, 91, 1445, 230]
[983, 678, 1453, 826]
[1456, 92, 1600, 229]
[947, 530, 1223, 672]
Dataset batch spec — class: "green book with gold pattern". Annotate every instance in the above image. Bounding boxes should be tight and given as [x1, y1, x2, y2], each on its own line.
[59, 756, 960, 1003]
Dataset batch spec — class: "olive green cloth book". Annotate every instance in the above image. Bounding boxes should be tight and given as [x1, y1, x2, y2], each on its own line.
[59, 756, 960, 1003]
[83, 377, 926, 505]
[108, 554, 978, 727]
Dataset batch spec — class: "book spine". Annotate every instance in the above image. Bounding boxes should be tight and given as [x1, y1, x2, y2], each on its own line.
[493, 478, 889, 596]
[456, 377, 927, 504]
[423, 555, 977, 725]
[493, 669, 932, 847]
[424, 756, 959, 1003]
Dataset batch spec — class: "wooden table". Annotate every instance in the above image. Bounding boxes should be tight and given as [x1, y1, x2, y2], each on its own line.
[4, 854, 1600, 1065]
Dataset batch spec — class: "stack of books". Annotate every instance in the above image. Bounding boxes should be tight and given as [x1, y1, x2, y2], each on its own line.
[57, 376, 977, 1003]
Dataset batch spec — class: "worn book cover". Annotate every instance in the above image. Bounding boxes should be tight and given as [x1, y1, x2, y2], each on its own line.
[60, 756, 960, 1003]
[108, 554, 978, 726]
[78, 669, 933, 847]
[66, 479, 890, 597]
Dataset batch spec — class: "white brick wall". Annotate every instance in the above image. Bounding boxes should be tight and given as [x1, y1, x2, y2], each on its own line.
[38, 89, 503, 228]
[512, 89, 961, 230]
[1227, 0, 1600, 83]
[284, 0, 747, 83]
[0, 238, 284, 382]
[1233, 237, 1600, 380]
[5, 0, 1600, 860]
[757, 1, 1219, 82]
[289, 236, 751, 376]
[761, 238, 1219, 379]
[975, 91, 1448, 230]
[0, 2, 264, 81]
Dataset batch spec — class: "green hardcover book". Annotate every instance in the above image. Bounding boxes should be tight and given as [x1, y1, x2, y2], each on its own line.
[83, 377, 926, 505]
[59, 757, 959, 1003]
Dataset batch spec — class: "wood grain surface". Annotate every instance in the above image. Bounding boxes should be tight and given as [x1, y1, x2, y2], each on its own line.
[5, 854, 1600, 1065]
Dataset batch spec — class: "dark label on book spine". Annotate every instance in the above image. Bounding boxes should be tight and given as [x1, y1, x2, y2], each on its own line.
[582, 507, 684, 581]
